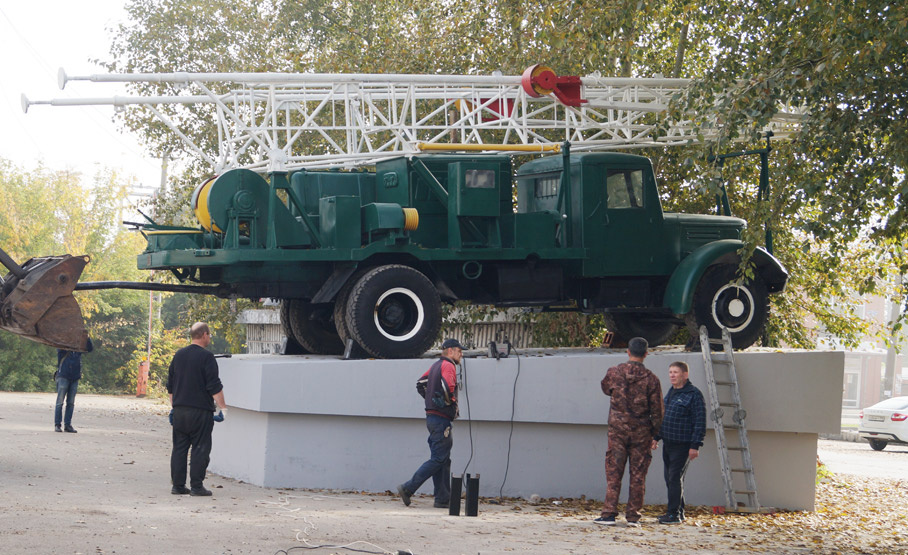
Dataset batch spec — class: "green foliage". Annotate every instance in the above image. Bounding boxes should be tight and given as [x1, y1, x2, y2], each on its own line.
[103, 0, 908, 349]
[0, 159, 150, 392]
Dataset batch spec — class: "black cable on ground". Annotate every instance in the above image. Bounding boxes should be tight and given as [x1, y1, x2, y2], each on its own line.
[275, 545, 413, 554]
[460, 356, 474, 476]
[498, 348, 520, 499]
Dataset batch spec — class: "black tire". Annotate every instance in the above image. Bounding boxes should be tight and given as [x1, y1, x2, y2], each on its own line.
[345, 264, 442, 359]
[688, 264, 769, 350]
[603, 314, 680, 347]
[868, 439, 888, 451]
[333, 269, 370, 359]
[280, 301, 309, 355]
[288, 299, 344, 355]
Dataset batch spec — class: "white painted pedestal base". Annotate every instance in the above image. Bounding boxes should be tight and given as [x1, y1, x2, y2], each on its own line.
[210, 348, 842, 511]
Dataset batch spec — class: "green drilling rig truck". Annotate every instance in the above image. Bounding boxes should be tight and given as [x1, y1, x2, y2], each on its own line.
[128, 145, 786, 358]
[4, 67, 791, 358]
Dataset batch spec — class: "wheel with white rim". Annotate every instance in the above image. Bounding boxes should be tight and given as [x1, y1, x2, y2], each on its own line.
[687, 264, 769, 350]
[345, 264, 442, 359]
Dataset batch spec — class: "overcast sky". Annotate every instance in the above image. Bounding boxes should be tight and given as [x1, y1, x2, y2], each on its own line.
[0, 1, 160, 188]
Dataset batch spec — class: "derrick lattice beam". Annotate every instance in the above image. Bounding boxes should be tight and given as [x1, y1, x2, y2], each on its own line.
[23, 69, 801, 171]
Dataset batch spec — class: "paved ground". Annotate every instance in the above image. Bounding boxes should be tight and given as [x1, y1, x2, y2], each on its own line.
[817, 438, 908, 480]
[1, 391, 905, 555]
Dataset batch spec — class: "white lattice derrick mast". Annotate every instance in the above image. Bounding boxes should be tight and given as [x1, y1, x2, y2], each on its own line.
[22, 66, 801, 172]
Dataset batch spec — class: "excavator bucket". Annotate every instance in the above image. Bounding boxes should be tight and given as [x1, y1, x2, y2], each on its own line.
[0, 248, 91, 352]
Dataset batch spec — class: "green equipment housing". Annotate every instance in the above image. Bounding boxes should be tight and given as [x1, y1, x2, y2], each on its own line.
[135, 148, 787, 359]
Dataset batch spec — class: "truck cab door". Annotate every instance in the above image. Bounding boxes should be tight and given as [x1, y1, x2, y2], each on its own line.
[585, 165, 664, 276]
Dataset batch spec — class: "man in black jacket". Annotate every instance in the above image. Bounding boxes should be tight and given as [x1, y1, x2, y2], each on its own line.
[167, 322, 226, 497]
[654, 361, 706, 524]
[54, 337, 93, 433]
[397, 338, 463, 508]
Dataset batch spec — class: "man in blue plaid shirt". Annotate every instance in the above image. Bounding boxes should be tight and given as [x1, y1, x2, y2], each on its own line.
[653, 361, 705, 524]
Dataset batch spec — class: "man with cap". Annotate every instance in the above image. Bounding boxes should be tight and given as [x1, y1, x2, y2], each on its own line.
[596, 336, 664, 526]
[397, 338, 463, 509]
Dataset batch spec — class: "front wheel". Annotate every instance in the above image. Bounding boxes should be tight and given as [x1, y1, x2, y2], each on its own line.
[345, 264, 442, 359]
[603, 314, 680, 347]
[868, 439, 888, 451]
[687, 264, 769, 350]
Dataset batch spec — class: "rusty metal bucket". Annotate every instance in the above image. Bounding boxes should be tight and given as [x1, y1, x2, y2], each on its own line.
[0, 248, 91, 351]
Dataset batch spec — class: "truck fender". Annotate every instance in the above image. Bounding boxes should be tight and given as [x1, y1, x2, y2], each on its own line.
[663, 240, 788, 315]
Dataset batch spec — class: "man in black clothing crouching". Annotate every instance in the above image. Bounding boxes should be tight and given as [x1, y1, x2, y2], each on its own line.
[167, 322, 227, 496]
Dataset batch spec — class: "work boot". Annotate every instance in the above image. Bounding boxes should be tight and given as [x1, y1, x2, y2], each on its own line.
[64, 425, 77, 433]
[397, 485, 411, 507]
[190, 487, 212, 496]
[171, 485, 191, 495]
[54, 424, 62, 432]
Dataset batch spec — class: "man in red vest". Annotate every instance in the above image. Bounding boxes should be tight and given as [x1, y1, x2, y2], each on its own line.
[397, 338, 464, 508]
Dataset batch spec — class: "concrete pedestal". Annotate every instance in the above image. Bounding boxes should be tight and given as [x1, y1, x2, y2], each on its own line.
[210, 348, 843, 511]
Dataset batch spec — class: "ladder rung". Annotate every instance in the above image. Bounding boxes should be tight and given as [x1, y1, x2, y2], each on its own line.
[719, 402, 738, 407]
[731, 468, 753, 473]
[710, 354, 732, 363]
[734, 490, 757, 495]
[727, 447, 746, 451]
[722, 424, 742, 429]
[706, 338, 724, 345]
[715, 381, 735, 385]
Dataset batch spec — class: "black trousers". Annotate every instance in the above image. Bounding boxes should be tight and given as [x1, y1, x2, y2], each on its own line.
[662, 440, 691, 517]
[171, 406, 214, 489]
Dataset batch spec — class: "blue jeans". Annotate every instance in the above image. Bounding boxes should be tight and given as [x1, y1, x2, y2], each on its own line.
[402, 414, 453, 504]
[55, 377, 79, 426]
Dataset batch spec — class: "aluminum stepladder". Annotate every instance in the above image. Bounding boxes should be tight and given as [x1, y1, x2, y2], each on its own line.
[699, 325, 769, 514]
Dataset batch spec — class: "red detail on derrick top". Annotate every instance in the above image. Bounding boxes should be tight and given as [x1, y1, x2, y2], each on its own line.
[521, 65, 587, 107]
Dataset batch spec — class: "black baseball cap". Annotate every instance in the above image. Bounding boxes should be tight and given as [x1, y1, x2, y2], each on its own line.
[441, 338, 465, 350]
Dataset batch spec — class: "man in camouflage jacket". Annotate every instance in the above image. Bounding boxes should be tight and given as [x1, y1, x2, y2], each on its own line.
[596, 337, 664, 526]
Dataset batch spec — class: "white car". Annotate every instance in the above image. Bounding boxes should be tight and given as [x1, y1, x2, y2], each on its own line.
[858, 396, 908, 451]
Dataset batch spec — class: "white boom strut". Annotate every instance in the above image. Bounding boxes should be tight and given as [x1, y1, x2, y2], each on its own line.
[23, 66, 801, 172]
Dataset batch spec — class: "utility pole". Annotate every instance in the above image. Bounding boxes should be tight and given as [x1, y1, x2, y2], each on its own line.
[146, 149, 170, 363]
[883, 273, 904, 398]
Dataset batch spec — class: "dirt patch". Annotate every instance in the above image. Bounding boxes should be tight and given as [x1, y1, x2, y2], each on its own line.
[0, 391, 905, 554]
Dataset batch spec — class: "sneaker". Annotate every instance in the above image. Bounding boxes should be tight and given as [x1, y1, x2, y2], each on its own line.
[397, 484, 411, 507]
[171, 485, 190, 495]
[626, 521, 640, 527]
[658, 514, 682, 525]
[54, 424, 62, 433]
[190, 487, 212, 496]
[64, 425, 77, 433]
[594, 516, 617, 525]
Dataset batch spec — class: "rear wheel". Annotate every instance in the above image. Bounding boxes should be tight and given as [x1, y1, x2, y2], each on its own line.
[288, 299, 344, 355]
[688, 264, 769, 350]
[333, 269, 370, 359]
[280, 301, 308, 355]
[868, 439, 888, 451]
[346, 264, 442, 359]
[603, 313, 680, 347]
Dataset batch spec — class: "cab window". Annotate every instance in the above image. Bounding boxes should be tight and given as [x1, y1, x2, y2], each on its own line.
[465, 169, 495, 189]
[606, 169, 644, 209]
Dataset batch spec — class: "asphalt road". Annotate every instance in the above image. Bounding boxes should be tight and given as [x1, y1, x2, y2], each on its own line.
[817, 438, 908, 481]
